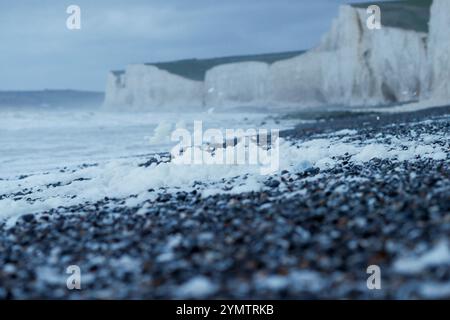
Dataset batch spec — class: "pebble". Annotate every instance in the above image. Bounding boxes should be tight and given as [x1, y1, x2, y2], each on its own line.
[0, 111, 449, 299]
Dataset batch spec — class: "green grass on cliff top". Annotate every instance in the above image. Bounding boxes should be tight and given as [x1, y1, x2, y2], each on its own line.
[145, 51, 305, 82]
[113, 51, 305, 82]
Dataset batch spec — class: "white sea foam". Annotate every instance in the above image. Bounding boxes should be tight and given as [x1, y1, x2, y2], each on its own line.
[394, 241, 450, 274]
[0, 117, 448, 222]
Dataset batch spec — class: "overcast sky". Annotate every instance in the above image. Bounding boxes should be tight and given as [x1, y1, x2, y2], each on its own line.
[0, 0, 376, 91]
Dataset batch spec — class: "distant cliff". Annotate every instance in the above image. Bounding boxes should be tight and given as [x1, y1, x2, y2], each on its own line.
[425, 0, 450, 103]
[103, 51, 304, 110]
[104, 0, 449, 111]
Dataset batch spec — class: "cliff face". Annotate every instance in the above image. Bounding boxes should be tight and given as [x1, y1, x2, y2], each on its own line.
[104, 72, 128, 108]
[204, 62, 269, 108]
[104, 52, 303, 111]
[267, 4, 428, 107]
[267, 5, 367, 107]
[425, 0, 450, 102]
[104, 65, 204, 111]
[104, 0, 447, 111]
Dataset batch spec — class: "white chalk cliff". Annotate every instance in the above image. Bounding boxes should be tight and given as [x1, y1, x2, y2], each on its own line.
[425, 0, 450, 102]
[204, 62, 269, 108]
[272, 4, 428, 107]
[104, 65, 204, 111]
[104, 0, 449, 111]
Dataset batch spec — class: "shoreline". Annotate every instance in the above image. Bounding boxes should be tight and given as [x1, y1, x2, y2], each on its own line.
[1, 105, 449, 299]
